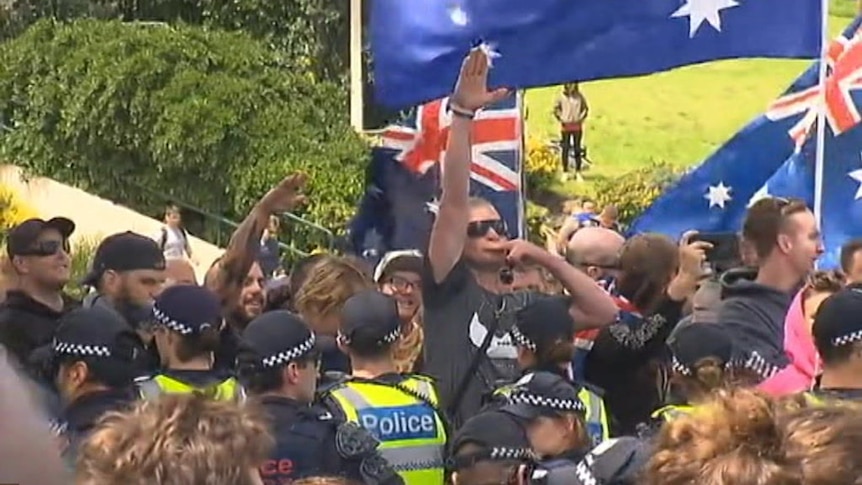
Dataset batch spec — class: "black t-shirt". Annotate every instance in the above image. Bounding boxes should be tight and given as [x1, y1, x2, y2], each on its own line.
[421, 258, 536, 429]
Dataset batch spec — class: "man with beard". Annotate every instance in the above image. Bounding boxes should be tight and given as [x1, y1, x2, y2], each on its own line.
[206, 173, 307, 371]
[423, 48, 619, 430]
[0, 217, 78, 369]
[374, 250, 424, 372]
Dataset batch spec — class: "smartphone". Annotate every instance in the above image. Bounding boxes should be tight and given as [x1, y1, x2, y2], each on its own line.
[691, 232, 740, 265]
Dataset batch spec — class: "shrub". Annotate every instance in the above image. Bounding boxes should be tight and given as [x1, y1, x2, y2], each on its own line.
[524, 136, 559, 193]
[0, 185, 38, 246]
[66, 237, 100, 300]
[591, 162, 684, 225]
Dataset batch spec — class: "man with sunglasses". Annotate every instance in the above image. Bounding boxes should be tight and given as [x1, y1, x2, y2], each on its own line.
[423, 47, 619, 431]
[0, 217, 78, 370]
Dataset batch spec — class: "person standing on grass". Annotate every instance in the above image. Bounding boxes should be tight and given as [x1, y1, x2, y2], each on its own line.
[553, 82, 589, 181]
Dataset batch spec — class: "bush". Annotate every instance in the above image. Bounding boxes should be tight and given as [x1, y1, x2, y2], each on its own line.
[525, 200, 550, 246]
[0, 185, 38, 246]
[524, 136, 559, 193]
[591, 162, 684, 225]
[66, 237, 99, 300]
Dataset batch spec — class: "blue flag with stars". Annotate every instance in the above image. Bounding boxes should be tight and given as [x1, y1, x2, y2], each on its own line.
[631, 17, 862, 269]
[370, 0, 821, 108]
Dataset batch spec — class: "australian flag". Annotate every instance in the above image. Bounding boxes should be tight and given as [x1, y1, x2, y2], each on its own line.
[370, 0, 821, 108]
[631, 17, 862, 269]
[349, 94, 525, 261]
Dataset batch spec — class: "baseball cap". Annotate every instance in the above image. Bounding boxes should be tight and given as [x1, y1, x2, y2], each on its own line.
[239, 310, 317, 371]
[373, 250, 423, 283]
[7, 217, 75, 258]
[82, 232, 166, 286]
[813, 287, 862, 350]
[448, 410, 535, 471]
[669, 323, 734, 375]
[52, 306, 143, 364]
[339, 290, 401, 346]
[511, 296, 575, 353]
[152, 285, 221, 335]
[501, 371, 586, 421]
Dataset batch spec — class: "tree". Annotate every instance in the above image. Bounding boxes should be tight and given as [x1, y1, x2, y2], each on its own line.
[0, 19, 368, 250]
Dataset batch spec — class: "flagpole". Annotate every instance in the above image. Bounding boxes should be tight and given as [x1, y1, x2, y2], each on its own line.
[813, 0, 829, 269]
[517, 89, 528, 239]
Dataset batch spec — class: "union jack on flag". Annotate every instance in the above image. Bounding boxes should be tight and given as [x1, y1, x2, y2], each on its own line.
[766, 24, 862, 149]
[380, 95, 523, 192]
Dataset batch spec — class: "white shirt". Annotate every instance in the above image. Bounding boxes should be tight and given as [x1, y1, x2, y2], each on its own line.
[157, 226, 188, 259]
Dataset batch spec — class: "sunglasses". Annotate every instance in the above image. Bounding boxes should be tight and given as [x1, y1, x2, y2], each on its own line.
[18, 239, 70, 257]
[384, 275, 421, 292]
[467, 219, 508, 238]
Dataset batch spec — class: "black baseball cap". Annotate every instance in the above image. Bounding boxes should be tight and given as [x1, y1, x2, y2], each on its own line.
[339, 290, 401, 346]
[239, 310, 317, 371]
[501, 371, 586, 421]
[82, 231, 166, 286]
[6, 217, 75, 258]
[511, 296, 575, 353]
[152, 285, 221, 336]
[669, 323, 734, 375]
[813, 287, 862, 350]
[449, 410, 535, 471]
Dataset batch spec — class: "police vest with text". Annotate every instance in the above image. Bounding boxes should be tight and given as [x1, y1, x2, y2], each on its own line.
[136, 374, 244, 401]
[493, 384, 609, 447]
[325, 375, 447, 485]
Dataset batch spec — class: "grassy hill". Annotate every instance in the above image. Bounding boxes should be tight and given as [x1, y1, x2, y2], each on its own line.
[525, 0, 857, 197]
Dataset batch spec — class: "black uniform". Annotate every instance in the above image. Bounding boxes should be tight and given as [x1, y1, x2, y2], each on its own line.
[47, 306, 142, 467]
[239, 310, 403, 485]
[530, 437, 650, 485]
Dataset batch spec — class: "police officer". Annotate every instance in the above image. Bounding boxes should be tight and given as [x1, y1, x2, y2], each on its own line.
[808, 288, 862, 403]
[499, 371, 593, 470]
[531, 437, 651, 485]
[489, 296, 609, 446]
[447, 410, 537, 485]
[320, 290, 447, 485]
[135, 285, 241, 401]
[47, 306, 142, 467]
[238, 310, 403, 485]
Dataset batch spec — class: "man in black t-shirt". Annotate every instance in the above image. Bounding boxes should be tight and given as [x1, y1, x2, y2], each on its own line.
[422, 48, 619, 430]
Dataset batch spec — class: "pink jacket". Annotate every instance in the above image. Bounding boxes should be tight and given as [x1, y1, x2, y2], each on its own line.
[758, 289, 820, 396]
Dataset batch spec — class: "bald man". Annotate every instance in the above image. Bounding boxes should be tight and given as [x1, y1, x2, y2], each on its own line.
[164, 258, 197, 287]
[566, 227, 625, 282]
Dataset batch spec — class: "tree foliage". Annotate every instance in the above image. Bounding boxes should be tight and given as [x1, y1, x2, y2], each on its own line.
[0, 19, 368, 249]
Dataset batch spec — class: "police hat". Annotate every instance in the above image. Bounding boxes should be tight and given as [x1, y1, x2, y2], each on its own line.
[339, 290, 401, 346]
[511, 296, 575, 353]
[449, 410, 535, 471]
[152, 285, 222, 335]
[52, 306, 142, 363]
[501, 372, 586, 421]
[240, 310, 317, 369]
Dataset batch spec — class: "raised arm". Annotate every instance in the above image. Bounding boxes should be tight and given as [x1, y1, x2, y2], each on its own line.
[207, 174, 306, 304]
[427, 48, 509, 284]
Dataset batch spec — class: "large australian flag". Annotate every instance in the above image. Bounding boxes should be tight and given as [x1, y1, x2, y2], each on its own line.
[631, 17, 862, 269]
[349, 94, 525, 262]
[371, 0, 821, 108]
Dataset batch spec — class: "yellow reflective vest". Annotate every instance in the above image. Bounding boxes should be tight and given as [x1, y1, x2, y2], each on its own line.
[324, 375, 447, 485]
[136, 374, 244, 402]
[650, 404, 695, 423]
[492, 384, 610, 447]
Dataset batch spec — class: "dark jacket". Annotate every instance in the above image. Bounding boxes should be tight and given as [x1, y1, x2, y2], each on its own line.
[716, 268, 795, 372]
[0, 291, 78, 369]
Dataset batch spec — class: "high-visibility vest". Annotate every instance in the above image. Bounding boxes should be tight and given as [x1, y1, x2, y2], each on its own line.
[326, 375, 447, 485]
[492, 384, 609, 447]
[650, 404, 695, 423]
[136, 374, 244, 402]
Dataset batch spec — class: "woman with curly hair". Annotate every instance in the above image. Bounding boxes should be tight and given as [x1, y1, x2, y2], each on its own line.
[373, 250, 425, 373]
[76, 393, 273, 484]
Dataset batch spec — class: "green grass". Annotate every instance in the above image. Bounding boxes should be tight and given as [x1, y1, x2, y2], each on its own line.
[526, 1, 856, 197]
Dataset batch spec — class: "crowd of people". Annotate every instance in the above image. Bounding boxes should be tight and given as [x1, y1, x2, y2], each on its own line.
[3, 47, 862, 485]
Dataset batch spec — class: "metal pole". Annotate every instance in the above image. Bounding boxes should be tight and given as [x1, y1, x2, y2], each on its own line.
[349, 0, 365, 131]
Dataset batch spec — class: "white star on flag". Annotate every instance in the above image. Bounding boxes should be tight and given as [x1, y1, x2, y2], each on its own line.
[849, 162, 862, 200]
[449, 5, 468, 26]
[705, 182, 733, 209]
[478, 42, 501, 67]
[671, 0, 740, 38]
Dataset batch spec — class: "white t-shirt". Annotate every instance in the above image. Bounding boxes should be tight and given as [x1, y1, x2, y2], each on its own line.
[157, 226, 189, 259]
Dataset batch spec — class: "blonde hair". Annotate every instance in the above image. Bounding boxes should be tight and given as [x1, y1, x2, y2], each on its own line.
[292, 255, 372, 332]
[76, 393, 273, 485]
[393, 318, 424, 373]
[782, 404, 862, 484]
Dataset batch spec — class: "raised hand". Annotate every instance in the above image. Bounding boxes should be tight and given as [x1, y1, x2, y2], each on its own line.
[451, 47, 510, 112]
[259, 173, 308, 213]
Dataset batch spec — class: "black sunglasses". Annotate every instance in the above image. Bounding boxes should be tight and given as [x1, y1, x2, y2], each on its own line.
[18, 239, 70, 257]
[467, 219, 508, 238]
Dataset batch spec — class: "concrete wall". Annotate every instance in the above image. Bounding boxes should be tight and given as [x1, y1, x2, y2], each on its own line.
[0, 165, 224, 282]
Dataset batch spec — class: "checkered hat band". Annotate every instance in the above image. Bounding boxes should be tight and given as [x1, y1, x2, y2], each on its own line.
[261, 334, 316, 368]
[380, 327, 401, 344]
[488, 447, 534, 462]
[832, 329, 862, 347]
[574, 459, 598, 485]
[509, 391, 586, 413]
[53, 339, 112, 358]
[510, 326, 537, 352]
[671, 355, 692, 376]
[152, 306, 194, 335]
[730, 351, 781, 381]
